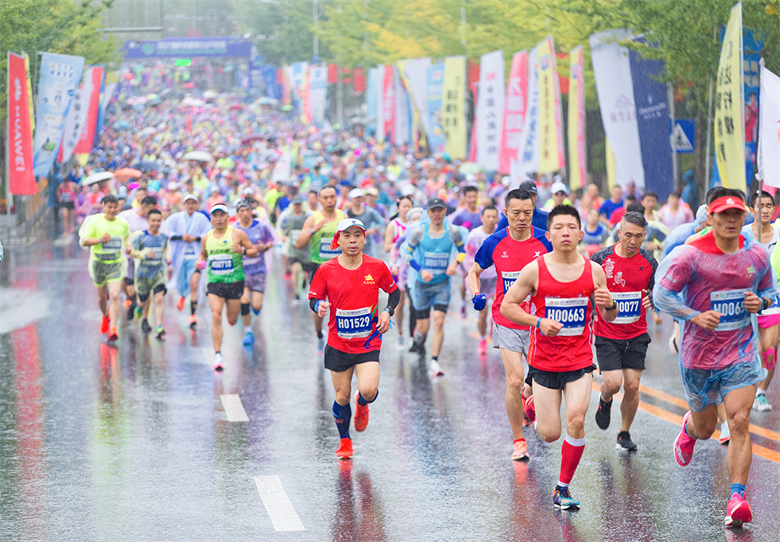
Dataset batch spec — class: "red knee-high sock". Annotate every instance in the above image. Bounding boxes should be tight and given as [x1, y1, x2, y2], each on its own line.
[764, 347, 776, 372]
[558, 435, 586, 487]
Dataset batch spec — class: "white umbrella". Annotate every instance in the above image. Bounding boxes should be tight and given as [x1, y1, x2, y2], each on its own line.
[182, 151, 214, 162]
[141, 127, 157, 136]
[81, 171, 115, 186]
[202, 90, 218, 99]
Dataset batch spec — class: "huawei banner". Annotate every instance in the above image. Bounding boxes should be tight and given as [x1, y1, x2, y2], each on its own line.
[7, 52, 36, 195]
[476, 50, 505, 171]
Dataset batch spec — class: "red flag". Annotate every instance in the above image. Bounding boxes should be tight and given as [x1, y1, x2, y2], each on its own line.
[74, 66, 103, 157]
[276, 68, 284, 85]
[468, 59, 480, 89]
[7, 52, 36, 195]
[328, 64, 338, 84]
[353, 67, 366, 92]
[499, 51, 528, 174]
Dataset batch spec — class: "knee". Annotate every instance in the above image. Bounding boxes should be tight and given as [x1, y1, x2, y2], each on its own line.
[566, 413, 586, 435]
[358, 385, 378, 402]
[334, 388, 351, 405]
[623, 378, 641, 397]
[211, 309, 222, 321]
[227, 314, 239, 326]
[506, 374, 525, 392]
[108, 290, 120, 301]
[601, 377, 622, 397]
[538, 427, 561, 443]
[729, 409, 751, 433]
[432, 315, 445, 329]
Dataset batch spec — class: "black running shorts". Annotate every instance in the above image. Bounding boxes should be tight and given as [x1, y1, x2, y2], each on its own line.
[324, 345, 380, 373]
[207, 281, 245, 300]
[525, 363, 596, 391]
[595, 333, 651, 372]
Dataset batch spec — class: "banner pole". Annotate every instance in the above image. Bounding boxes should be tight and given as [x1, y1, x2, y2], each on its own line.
[668, 82, 679, 191]
[705, 77, 713, 188]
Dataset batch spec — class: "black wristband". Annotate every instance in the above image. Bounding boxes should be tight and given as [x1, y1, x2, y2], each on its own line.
[606, 302, 618, 311]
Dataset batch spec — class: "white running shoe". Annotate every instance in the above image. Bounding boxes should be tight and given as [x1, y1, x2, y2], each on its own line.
[753, 394, 773, 412]
[429, 359, 445, 377]
[213, 353, 224, 372]
[719, 421, 730, 445]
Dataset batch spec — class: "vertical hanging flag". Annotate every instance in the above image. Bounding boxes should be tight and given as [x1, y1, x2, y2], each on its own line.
[568, 46, 586, 191]
[399, 58, 431, 148]
[537, 37, 566, 174]
[393, 63, 411, 146]
[366, 67, 381, 137]
[468, 83, 479, 163]
[426, 62, 446, 153]
[499, 51, 527, 175]
[515, 46, 540, 178]
[307, 65, 328, 125]
[22, 52, 35, 133]
[714, 2, 745, 189]
[32, 52, 85, 176]
[74, 65, 103, 165]
[757, 62, 780, 188]
[60, 68, 92, 164]
[476, 50, 505, 171]
[7, 52, 36, 195]
[442, 56, 467, 160]
[375, 65, 385, 141]
[591, 29, 644, 189]
[381, 65, 395, 143]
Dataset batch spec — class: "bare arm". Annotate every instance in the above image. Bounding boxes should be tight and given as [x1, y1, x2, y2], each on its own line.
[383, 221, 396, 253]
[234, 230, 259, 258]
[295, 214, 316, 249]
[466, 262, 484, 298]
[591, 263, 618, 322]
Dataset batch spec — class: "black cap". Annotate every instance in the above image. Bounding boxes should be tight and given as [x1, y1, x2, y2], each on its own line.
[518, 180, 537, 194]
[426, 197, 447, 210]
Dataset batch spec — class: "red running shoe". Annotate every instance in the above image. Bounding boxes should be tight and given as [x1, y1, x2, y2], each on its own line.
[335, 438, 353, 459]
[177, 296, 185, 311]
[725, 493, 752, 528]
[100, 315, 110, 334]
[523, 395, 536, 424]
[354, 392, 369, 432]
[108, 327, 119, 343]
[283, 271, 291, 281]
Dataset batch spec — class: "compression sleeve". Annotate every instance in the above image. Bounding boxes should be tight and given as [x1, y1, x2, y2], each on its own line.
[309, 298, 320, 313]
[403, 225, 424, 269]
[386, 288, 401, 313]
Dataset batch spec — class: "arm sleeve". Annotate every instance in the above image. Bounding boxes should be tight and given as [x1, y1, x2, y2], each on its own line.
[652, 246, 699, 321]
[386, 288, 401, 311]
[403, 225, 424, 266]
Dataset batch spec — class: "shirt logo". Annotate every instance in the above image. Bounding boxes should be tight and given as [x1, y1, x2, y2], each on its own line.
[501, 251, 509, 258]
[603, 258, 614, 279]
[747, 265, 755, 277]
[534, 251, 541, 258]
[364, 274, 375, 284]
[614, 271, 626, 287]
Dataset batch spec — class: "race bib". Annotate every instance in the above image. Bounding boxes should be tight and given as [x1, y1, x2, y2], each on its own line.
[319, 238, 341, 259]
[209, 254, 234, 275]
[612, 291, 642, 324]
[545, 297, 588, 336]
[148, 247, 164, 262]
[710, 290, 749, 332]
[336, 307, 373, 339]
[101, 237, 122, 251]
[502, 271, 520, 294]
[184, 244, 197, 259]
[424, 252, 449, 274]
[61, 192, 73, 202]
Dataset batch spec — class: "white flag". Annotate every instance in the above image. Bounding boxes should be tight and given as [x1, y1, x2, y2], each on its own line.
[758, 62, 780, 188]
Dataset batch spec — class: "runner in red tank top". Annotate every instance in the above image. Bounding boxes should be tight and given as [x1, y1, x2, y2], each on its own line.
[500, 205, 618, 511]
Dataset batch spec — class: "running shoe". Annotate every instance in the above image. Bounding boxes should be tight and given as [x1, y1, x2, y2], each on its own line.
[293, 294, 300, 302]
[595, 397, 612, 430]
[188, 314, 197, 329]
[126, 302, 136, 321]
[134, 305, 143, 320]
[283, 271, 291, 281]
[107, 327, 119, 343]
[317, 336, 325, 353]
[335, 437, 353, 459]
[177, 296, 185, 311]
[668, 334, 679, 355]
[213, 353, 224, 372]
[397, 335, 405, 349]
[674, 411, 696, 466]
[511, 439, 529, 461]
[725, 493, 752, 528]
[553, 486, 580, 510]
[523, 395, 536, 424]
[100, 315, 110, 334]
[155, 325, 165, 339]
[429, 359, 445, 377]
[243, 331, 254, 346]
[460, 301, 467, 319]
[478, 338, 487, 355]
[354, 392, 369, 432]
[141, 319, 152, 335]
[719, 421, 731, 445]
[753, 394, 772, 412]
[616, 431, 638, 452]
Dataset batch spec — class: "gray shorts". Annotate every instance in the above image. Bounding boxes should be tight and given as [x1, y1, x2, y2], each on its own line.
[135, 272, 167, 301]
[492, 323, 530, 355]
[244, 272, 267, 293]
[92, 260, 123, 287]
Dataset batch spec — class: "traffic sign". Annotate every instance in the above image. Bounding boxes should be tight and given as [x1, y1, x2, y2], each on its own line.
[670, 119, 695, 153]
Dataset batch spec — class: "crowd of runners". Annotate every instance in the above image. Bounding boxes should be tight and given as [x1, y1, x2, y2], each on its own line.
[61, 94, 780, 528]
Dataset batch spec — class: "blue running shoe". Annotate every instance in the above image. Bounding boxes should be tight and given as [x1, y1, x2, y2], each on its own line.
[553, 486, 580, 510]
[242, 331, 254, 346]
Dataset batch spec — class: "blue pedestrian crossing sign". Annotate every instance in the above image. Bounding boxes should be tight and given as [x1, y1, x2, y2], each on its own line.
[670, 119, 695, 153]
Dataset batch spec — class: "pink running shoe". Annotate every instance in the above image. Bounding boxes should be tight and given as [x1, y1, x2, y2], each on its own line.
[478, 338, 487, 354]
[725, 493, 752, 528]
[523, 395, 536, 424]
[674, 411, 696, 466]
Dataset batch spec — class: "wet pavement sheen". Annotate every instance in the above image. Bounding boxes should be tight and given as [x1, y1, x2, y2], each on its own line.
[1, 241, 779, 541]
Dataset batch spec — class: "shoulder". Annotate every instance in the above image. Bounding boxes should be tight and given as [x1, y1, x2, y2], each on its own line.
[590, 245, 614, 265]
[637, 247, 658, 268]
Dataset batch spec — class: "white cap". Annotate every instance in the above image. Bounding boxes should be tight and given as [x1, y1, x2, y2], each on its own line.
[182, 193, 199, 203]
[336, 218, 366, 233]
[501, 176, 511, 187]
[349, 188, 365, 199]
[465, 173, 477, 182]
[210, 202, 229, 214]
[551, 181, 569, 195]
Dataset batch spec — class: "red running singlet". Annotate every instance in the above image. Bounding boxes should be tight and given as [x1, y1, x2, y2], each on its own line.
[528, 255, 596, 372]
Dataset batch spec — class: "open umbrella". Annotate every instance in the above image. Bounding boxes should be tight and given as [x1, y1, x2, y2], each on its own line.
[114, 168, 142, 182]
[229, 103, 244, 111]
[241, 134, 265, 145]
[135, 160, 162, 172]
[458, 162, 486, 175]
[202, 90, 218, 99]
[182, 151, 214, 162]
[258, 97, 279, 105]
[81, 171, 115, 186]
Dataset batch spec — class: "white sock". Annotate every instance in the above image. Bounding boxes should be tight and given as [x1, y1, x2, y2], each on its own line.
[757, 387, 767, 397]
[244, 326, 252, 334]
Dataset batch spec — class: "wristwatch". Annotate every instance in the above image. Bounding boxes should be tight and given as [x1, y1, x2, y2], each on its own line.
[606, 301, 618, 311]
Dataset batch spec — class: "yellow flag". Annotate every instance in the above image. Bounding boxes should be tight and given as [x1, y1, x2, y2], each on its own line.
[714, 2, 744, 189]
[442, 56, 467, 160]
[537, 37, 566, 173]
[23, 52, 35, 133]
[568, 46, 585, 191]
[606, 137, 617, 190]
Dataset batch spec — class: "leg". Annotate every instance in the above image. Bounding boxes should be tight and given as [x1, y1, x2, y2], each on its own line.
[240, 286, 251, 327]
[97, 285, 108, 316]
[190, 269, 200, 305]
[396, 290, 405, 337]
[415, 317, 430, 339]
[430, 310, 446, 358]
[107, 281, 122, 329]
[686, 404, 720, 440]
[499, 348, 526, 440]
[291, 261, 301, 297]
[600, 370, 623, 403]
[757, 324, 779, 397]
[354, 362, 380, 402]
[225, 298, 242, 327]
[209, 294, 226, 353]
[477, 307, 488, 338]
[531, 381, 563, 443]
[141, 295, 151, 320]
[619, 369, 643, 432]
[251, 291, 264, 313]
[558, 373, 594, 488]
[331, 366, 356, 448]
[154, 290, 165, 327]
[723, 385, 756, 486]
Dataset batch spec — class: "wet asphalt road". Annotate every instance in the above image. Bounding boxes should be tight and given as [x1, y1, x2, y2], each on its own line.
[2, 238, 780, 541]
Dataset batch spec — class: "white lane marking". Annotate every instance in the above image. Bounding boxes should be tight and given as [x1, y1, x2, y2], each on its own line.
[220, 394, 249, 422]
[254, 475, 306, 531]
[0, 288, 51, 334]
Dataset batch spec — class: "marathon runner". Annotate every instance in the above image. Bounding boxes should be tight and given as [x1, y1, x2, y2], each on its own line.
[119, 196, 157, 321]
[296, 185, 346, 349]
[384, 196, 413, 348]
[654, 190, 776, 528]
[449, 185, 483, 318]
[279, 195, 312, 301]
[463, 205, 499, 354]
[345, 188, 385, 257]
[468, 188, 552, 461]
[404, 197, 466, 376]
[196, 202, 259, 371]
[308, 218, 400, 459]
[234, 199, 276, 346]
[590, 211, 658, 452]
[79, 195, 131, 343]
[129, 209, 171, 338]
[57, 175, 79, 237]
[162, 193, 212, 329]
[501, 205, 618, 510]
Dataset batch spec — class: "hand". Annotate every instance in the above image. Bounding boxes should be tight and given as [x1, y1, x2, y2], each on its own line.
[377, 311, 391, 334]
[391, 265, 399, 277]
[445, 261, 458, 276]
[690, 310, 722, 330]
[593, 287, 614, 308]
[166, 259, 172, 266]
[539, 318, 564, 337]
[101, 232, 111, 243]
[125, 245, 132, 255]
[420, 270, 434, 283]
[472, 294, 487, 311]
[196, 259, 207, 271]
[313, 218, 328, 232]
[167, 267, 173, 280]
[317, 300, 331, 318]
[744, 291, 762, 313]
[182, 234, 193, 243]
[642, 289, 654, 312]
[232, 242, 244, 254]
[146, 249, 155, 259]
